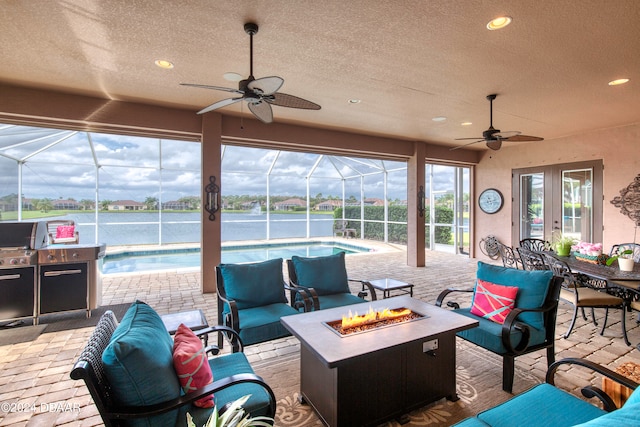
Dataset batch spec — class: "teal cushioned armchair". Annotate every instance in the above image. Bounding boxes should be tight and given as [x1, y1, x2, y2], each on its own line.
[286, 251, 377, 311]
[216, 258, 309, 351]
[71, 301, 276, 427]
[436, 261, 563, 393]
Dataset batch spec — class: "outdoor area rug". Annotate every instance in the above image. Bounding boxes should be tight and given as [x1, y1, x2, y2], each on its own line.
[0, 324, 47, 346]
[252, 339, 540, 426]
[40, 302, 132, 333]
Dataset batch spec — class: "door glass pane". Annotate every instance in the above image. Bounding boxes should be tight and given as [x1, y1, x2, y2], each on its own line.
[424, 164, 469, 254]
[562, 168, 592, 242]
[520, 173, 544, 239]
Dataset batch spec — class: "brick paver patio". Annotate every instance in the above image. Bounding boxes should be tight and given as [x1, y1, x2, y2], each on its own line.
[1, 248, 639, 426]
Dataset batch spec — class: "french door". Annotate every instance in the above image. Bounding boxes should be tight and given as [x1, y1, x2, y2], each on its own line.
[512, 160, 603, 244]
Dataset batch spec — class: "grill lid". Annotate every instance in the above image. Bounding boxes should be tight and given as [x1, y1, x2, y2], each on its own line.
[0, 222, 47, 249]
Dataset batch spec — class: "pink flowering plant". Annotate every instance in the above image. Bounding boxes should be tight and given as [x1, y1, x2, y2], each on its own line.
[572, 241, 603, 257]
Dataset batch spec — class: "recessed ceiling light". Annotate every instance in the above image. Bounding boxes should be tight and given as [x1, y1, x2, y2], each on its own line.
[154, 59, 174, 69]
[224, 72, 243, 82]
[487, 16, 512, 30]
[461, 122, 473, 126]
[348, 99, 361, 104]
[608, 78, 630, 86]
[432, 116, 447, 122]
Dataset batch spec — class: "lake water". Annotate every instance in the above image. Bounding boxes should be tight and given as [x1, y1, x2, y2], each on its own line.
[38, 212, 336, 246]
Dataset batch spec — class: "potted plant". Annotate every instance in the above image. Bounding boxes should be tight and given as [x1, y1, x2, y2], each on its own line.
[187, 395, 274, 427]
[552, 233, 576, 256]
[605, 223, 638, 271]
[606, 249, 634, 271]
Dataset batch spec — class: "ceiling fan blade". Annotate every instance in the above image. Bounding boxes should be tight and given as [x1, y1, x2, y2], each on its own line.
[486, 139, 503, 150]
[197, 97, 243, 115]
[248, 101, 273, 123]
[266, 92, 321, 110]
[494, 131, 521, 139]
[504, 134, 544, 142]
[180, 83, 243, 95]
[449, 139, 483, 151]
[248, 76, 284, 95]
[455, 137, 484, 141]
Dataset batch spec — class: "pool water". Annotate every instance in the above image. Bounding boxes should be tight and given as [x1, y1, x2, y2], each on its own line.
[102, 242, 368, 274]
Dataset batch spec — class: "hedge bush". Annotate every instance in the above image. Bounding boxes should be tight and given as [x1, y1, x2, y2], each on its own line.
[334, 205, 453, 244]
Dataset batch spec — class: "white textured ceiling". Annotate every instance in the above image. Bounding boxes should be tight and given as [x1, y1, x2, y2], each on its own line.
[2, 0, 639, 150]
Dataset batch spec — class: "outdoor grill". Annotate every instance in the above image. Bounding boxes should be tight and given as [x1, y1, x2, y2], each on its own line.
[0, 221, 105, 326]
[0, 221, 46, 325]
[38, 243, 106, 320]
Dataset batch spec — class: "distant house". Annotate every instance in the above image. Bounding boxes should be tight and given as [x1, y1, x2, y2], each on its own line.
[274, 198, 306, 211]
[364, 198, 385, 206]
[162, 200, 190, 210]
[0, 197, 21, 211]
[22, 198, 34, 210]
[315, 200, 342, 211]
[52, 199, 80, 210]
[107, 200, 146, 211]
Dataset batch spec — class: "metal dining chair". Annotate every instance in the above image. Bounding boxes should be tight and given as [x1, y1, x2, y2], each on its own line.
[497, 242, 522, 269]
[609, 243, 640, 324]
[543, 254, 626, 341]
[519, 238, 552, 252]
[517, 247, 549, 271]
[610, 243, 640, 262]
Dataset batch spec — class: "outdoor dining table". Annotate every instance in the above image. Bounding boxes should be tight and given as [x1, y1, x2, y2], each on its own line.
[548, 253, 640, 346]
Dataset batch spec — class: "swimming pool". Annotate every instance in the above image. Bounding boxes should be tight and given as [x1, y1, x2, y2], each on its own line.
[102, 241, 371, 274]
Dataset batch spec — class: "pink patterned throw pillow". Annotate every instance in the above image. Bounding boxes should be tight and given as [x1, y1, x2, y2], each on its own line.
[470, 279, 518, 324]
[172, 323, 214, 408]
[56, 225, 75, 238]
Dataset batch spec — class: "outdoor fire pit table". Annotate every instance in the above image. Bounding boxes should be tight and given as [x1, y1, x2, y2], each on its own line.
[280, 295, 478, 427]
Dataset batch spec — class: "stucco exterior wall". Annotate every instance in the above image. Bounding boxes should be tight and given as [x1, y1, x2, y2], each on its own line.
[475, 123, 640, 262]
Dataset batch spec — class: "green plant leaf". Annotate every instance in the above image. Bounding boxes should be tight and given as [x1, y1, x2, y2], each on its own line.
[605, 249, 634, 266]
[188, 394, 274, 427]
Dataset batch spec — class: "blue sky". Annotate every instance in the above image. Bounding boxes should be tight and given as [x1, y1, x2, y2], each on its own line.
[0, 124, 466, 204]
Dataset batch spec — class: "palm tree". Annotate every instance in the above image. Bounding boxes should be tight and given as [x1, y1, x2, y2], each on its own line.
[100, 200, 112, 211]
[144, 197, 158, 210]
[79, 199, 94, 210]
[36, 198, 53, 213]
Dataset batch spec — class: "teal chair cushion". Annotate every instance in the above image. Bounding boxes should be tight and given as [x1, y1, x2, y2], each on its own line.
[102, 301, 181, 427]
[179, 352, 274, 426]
[291, 251, 349, 296]
[452, 417, 491, 426]
[625, 385, 640, 405]
[572, 401, 640, 426]
[572, 386, 640, 427]
[455, 308, 546, 354]
[315, 293, 366, 310]
[233, 303, 298, 345]
[476, 383, 606, 427]
[476, 262, 553, 330]
[218, 258, 287, 310]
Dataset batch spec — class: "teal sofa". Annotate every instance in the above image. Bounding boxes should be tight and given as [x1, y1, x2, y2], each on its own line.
[454, 358, 640, 426]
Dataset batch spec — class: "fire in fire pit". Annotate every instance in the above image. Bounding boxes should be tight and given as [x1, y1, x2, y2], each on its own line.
[325, 306, 425, 336]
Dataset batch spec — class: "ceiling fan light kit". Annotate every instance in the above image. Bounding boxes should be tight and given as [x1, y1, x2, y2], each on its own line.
[181, 22, 321, 123]
[451, 94, 544, 151]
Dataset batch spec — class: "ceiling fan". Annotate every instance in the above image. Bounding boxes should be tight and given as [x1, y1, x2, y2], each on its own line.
[181, 22, 321, 124]
[451, 94, 543, 151]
